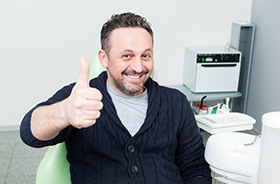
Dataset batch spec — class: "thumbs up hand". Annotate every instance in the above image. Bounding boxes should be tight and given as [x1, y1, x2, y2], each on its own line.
[64, 57, 103, 129]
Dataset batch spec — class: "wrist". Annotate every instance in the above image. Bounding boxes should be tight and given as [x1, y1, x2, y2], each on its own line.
[52, 100, 71, 131]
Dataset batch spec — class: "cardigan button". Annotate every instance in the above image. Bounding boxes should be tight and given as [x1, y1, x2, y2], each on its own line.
[131, 165, 139, 173]
[128, 145, 135, 153]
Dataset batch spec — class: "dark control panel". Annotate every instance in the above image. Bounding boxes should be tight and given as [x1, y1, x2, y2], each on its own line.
[197, 54, 240, 63]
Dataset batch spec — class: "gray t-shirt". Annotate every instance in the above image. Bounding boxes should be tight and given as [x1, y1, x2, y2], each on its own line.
[107, 83, 148, 136]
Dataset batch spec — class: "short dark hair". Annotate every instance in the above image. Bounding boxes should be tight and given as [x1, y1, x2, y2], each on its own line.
[100, 12, 153, 55]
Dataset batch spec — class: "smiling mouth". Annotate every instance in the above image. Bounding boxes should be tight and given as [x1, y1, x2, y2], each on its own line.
[127, 74, 141, 79]
[123, 70, 148, 79]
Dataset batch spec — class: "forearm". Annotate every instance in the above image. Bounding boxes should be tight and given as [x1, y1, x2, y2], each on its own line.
[30, 99, 70, 141]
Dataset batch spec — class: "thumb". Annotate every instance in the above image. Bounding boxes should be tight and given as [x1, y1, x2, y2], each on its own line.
[78, 57, 90, 86]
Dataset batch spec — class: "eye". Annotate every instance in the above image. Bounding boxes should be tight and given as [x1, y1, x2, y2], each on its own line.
[142, 53, 152, 61]
[122, 53, 133, 61]
[123, 54, 130, 58]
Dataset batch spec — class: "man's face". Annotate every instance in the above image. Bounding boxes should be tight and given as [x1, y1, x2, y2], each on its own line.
[100, 27, 154, 96]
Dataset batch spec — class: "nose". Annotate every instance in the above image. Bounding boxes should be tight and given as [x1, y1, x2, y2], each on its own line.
[130, 57, 144, 73]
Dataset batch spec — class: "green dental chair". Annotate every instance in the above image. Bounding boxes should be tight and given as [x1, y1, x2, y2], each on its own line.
[36, 142, 70, 184]
[35, 51, 105, 184]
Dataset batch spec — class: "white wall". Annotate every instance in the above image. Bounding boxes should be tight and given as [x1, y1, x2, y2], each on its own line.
[0, 0, 252, 128]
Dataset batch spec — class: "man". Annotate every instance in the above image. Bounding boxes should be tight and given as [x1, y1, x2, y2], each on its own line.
[20, 12, 211, 183]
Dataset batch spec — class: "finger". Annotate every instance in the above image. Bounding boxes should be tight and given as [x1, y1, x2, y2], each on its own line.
[78, 57, 90, 86]
[73, 111, 101, 129]
[74, 119, 97, 129]
[85, 110, 101, 120]
[80, 101, 103, 111]
[83, 88, 103, 101]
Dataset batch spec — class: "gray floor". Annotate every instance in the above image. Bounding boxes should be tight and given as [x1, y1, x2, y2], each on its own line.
[0, 130, 47, 184]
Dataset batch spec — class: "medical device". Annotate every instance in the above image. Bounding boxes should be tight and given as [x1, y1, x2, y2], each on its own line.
[195, 112, 256, 134]
[183, 46, 242, 93]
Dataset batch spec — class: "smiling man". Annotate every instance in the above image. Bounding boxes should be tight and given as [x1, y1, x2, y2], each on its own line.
[20, 12, 211, 184]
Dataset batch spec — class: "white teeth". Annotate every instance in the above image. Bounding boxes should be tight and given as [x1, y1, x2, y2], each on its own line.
[128, 75, 140, 79]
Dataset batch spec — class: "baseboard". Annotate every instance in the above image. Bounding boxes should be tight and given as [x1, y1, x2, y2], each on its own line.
[0, 125, 19, 131]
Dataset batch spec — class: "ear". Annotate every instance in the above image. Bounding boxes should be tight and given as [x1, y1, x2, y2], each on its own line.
[98, 50, 109, 68]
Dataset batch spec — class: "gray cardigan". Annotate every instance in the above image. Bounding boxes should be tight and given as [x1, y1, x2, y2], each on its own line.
[20, 72, 211, 184]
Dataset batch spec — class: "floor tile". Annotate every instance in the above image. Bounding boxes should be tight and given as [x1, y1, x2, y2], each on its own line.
[0, 130, 47, 184]
[8, 157, 42, 176]
[0, 158, 10, 177]
[0, 176, 5, 184]
[5, 174, 36, 184]
[0, 142, 14, 159]
[12, 141, 47, 159]
[0, 131, 20, 143]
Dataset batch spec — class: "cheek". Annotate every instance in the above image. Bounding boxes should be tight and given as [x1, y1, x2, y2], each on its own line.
[109, 62, 128, 75]
[145, 61, 154, 71]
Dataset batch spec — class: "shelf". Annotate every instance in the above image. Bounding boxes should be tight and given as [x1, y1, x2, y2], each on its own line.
[168, 85, 242, 102]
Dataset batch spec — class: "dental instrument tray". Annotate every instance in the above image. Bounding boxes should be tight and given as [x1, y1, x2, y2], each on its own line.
[195, 112, 256, 134]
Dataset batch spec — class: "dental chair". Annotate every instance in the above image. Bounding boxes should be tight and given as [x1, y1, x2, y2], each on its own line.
[36, 142, 70, 184]
[35, 51, 105, 184]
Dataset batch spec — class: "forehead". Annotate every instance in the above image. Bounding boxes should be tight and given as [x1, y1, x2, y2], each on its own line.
[109, 27, 153, 51]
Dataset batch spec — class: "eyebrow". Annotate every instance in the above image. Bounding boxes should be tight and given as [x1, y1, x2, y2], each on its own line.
[120, 48, 153, 53]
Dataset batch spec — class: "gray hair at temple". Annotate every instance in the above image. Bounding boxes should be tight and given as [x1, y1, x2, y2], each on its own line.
[100, 12, 154, 55]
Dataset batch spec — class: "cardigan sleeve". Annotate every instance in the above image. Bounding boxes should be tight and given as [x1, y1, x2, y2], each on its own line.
[175, 95, 212, 184]
[20, 83, 75, 148]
